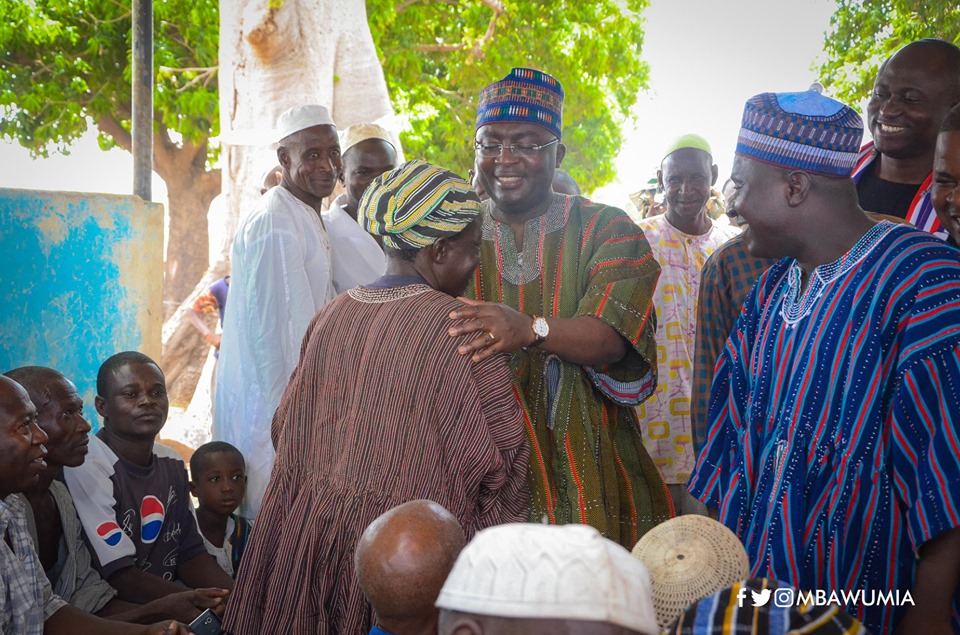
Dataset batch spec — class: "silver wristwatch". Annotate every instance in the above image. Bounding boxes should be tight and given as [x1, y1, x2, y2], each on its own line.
[531, 316, 549, 346]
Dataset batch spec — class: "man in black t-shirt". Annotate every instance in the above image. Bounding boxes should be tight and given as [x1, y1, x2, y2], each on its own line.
[852, 39, 960, 238]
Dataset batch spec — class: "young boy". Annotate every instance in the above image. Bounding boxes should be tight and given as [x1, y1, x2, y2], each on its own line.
[64, 352, 234, 605]
[189, 442, 253, 578]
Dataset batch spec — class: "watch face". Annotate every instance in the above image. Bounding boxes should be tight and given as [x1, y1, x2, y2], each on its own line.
[534, 318, 549, 338]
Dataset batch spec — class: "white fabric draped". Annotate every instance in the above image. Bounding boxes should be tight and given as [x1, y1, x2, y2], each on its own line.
[214, 186, 335, 517]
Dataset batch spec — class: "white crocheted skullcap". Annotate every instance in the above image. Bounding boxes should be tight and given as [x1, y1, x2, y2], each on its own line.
[276, 104, 336, 143]
[631, 515, 750, 629]
[436, 523, 659, 634]
[340, 122, 396, 156]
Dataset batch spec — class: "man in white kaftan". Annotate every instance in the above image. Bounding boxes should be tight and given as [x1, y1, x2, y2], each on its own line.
[323, 122, 396, 292]
[215, 105, 342, 517]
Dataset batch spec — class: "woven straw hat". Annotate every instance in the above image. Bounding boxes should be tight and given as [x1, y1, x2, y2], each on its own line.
[631, 516, 750, 628]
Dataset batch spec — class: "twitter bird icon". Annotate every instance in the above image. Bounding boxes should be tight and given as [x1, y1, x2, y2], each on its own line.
[751, 589, 772, 606]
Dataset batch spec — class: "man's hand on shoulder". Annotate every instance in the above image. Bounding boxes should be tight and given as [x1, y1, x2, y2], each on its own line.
[448, 297, 535, 361]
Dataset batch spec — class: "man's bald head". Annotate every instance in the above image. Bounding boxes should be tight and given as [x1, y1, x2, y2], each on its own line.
[0, 375, 30, 412]
[4, 366, 67, 412]
[355, 500, 465, 634]
[883, 39, 960, 92]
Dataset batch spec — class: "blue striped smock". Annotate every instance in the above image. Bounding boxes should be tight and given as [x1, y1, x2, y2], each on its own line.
[689, 222, 960, 634]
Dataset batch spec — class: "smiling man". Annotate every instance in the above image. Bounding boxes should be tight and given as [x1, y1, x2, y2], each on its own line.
[853, 39, 960, 238]
[215, 104, 342, 517]
[636, 135, 738, 514]
[933, 104, 960, 247]
[690, 88, 960, 635]
[449, 68, 672, 548]
[64, 353, 234, 609]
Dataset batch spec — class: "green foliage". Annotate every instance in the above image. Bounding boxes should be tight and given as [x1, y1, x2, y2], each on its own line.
[0, 0, 218, 160]
[367, 0, 650, 192]
[819, 0, 960, 105]
[1, 0, 649, 193]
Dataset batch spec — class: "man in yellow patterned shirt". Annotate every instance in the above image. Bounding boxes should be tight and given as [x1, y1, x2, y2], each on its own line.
[636, 135, 739, 514]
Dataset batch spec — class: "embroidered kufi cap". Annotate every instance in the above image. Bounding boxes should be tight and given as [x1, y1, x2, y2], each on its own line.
[340, 122, 396, 156]
[736, 86, 863, 177]
[666, 578, 868, 634]
[435, 523, 659, 634]
[631, 515, 750, 628]
[362, 160, 480, 251]
[276, 104, 336, 143]
[663, 133, 713, 161]
[476, 68, 564, 139]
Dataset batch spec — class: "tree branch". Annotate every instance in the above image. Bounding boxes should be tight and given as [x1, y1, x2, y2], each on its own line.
[413, 0, 504, 58]
[159, 66, 219, 74]
[95, 114, 132, 154]
[415, 43, 466, 53]
[395, 0, 425, 13]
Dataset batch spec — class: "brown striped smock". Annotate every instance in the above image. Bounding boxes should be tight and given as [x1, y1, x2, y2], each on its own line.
[223, 283, 530, 635]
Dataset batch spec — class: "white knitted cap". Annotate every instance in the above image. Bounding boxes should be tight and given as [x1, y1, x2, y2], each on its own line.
[276, 104, 336, 143]
[436, 523, 659, 634]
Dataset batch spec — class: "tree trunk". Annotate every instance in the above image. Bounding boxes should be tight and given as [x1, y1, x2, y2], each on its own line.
[162, 166, 220, 320]
[162, 260, 230, 406]
[160, 0, 395, 409]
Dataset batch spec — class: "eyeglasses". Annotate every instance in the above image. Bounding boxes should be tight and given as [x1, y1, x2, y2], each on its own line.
[474, 138, 559, 159]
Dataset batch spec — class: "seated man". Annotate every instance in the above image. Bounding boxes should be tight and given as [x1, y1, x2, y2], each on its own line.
[6, 366, 226, 624]
[436, 523, 659, 634]
[64, 352, 235, 605]
[0, 374, 188, 635]
[355, 500, 466, 635]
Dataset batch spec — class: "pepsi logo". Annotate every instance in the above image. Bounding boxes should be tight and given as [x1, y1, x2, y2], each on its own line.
[140, 495, 166, 544]
[96, 521, 123, 547]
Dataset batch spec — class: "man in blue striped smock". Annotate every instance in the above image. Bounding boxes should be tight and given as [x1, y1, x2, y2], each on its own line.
[689, 87, 960, 635]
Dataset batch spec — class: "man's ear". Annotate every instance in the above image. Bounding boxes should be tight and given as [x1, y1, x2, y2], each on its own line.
[711, 163, 719, 187]
[657, 169, 665, 192]
[555, 141, 566, 167]
[785, 170, 811, 207]
[431, 237, 450, 264]
[94, 395, 107, 419]
[277, 146, 290, 170]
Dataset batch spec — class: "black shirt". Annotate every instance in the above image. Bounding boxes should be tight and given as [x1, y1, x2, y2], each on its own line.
[856, 163, 923, 219]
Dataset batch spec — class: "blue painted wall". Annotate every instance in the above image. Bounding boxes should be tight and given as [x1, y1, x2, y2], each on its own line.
[0, 188, 163, 431]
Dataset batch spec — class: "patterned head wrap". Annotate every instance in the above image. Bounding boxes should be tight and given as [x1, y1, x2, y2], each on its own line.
[476, 68, 564, 139]
[362, 160, 481, 251]
[665, 579, 867, 635]
[736, 87, 863, 177]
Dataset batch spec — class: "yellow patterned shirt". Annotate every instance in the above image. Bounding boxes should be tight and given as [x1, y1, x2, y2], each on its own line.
[635, 214, 739, 484]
